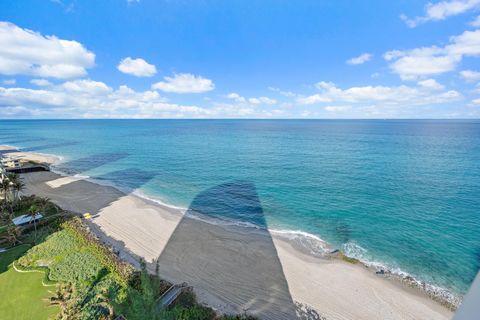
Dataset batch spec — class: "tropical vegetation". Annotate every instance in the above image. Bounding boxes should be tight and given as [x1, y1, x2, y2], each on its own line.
[0, 182, 257, 319]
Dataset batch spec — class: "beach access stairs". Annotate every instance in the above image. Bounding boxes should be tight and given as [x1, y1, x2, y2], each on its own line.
[155, 282, 190, 311]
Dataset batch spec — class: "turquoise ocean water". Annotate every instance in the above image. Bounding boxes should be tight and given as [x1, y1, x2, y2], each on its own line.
[1, 119, 479, 300]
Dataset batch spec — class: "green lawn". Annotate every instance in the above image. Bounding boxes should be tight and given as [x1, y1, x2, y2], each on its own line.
[0, 245, 59, 320]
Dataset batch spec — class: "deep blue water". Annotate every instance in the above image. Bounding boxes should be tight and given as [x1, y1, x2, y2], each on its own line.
[1, 119, 479, 297]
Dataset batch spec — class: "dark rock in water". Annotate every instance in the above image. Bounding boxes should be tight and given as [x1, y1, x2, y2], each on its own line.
[376, 269, 385, 275]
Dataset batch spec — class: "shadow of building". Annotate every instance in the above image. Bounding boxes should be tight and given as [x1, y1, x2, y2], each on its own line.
[55, 152, 129, 175]
[156, 181, 298, 319]
[21, 141, 80, 152]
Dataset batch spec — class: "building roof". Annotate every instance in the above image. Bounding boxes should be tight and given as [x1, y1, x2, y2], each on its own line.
[12, 213, 44, 226]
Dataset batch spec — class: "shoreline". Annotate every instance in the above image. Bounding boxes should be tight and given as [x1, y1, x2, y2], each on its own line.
[1, 145, 456, 319]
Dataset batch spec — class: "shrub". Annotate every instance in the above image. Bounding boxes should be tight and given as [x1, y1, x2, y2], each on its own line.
[49, 251, 103, 282]
[158, 305, 216, 320]
[18, 229, 79, 267]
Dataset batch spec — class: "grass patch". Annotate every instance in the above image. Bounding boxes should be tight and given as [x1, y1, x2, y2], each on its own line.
[1, 210, 258, 319]
[0, 246, 59, 320]
[0, 244, 31, 272]
[17, 218, 132, 319]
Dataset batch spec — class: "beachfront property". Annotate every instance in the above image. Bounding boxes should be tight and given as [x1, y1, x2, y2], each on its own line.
[0, 154, 50, 174]
[1, 157, 21, 169]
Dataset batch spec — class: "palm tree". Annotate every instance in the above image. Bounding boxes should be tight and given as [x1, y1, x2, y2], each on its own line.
[0, 178, 10, 206]
[1, 225, 23, 246]
[94, 287, 115, 320]
[49, 283, 79, 319]
[27, 204, 40, 243]
[37, 197, 56, 214]
[6, 173, 19, 185]
[0, 178, 12, 217]
[12, 179, 25, 205]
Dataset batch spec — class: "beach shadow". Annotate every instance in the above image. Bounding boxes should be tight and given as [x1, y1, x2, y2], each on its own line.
[156, 181, 298, 320]
[21, 141, 80, 152]
[22, 168, 155, 216]
[2, 137, 47, 145]
[93, 168, 154, 191]
[55, 152, 129, 175]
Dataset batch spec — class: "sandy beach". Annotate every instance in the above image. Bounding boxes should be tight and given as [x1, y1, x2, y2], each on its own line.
[3, 147, 453, 320]
[0, 145, 60, 165]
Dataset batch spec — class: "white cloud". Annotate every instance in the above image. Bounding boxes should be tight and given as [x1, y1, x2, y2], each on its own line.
[470, 97, 480, 105]
[0, 79, 284, 118]
[385, 29, 480, 80]
[297, 81, 461, 106]
[62, 79, 112, 95]
[401, 0, 480, 28]
[248, 97, 277, 105]
[152, 73, 214, 93]
[226, 93, 277, 105]
[460, 69, 480, 80]
[346, 53, 372, 65]
[226, 92, 246, 102]
[0, 77, 470, 118]
[30, 79, 52, 87]
[417, 78, 445, 90]
[471, 15, 480, 26]
[385, 47, 458, 80]
[1, 79, 15, 85]
[0, 21, 95, 79]
[296, 94, 332, 105]
[324, 106, 351, 112]
[0, 81, 212, 118]
[117, 57, 156, 77]
[268, 87, 296, 97]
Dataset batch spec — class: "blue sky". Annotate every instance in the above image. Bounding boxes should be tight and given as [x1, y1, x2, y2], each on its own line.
[0, 0, 480, 118]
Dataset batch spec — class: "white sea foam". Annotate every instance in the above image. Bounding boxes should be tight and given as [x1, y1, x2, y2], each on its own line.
[185, 209, 265, 230]
[270, 229, 331, 255]
[132, 190, 187, 213]
[73, 173, 90, 179]
[32, 151, 64, 164]
[341, 241, 462, 308]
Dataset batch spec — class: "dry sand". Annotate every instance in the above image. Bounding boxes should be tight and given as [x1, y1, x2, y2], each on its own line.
[12, 148, 453, 320]
[274, 238, 452, 320]
[0, 145, 59, 165]
[46, 176, 87, 188]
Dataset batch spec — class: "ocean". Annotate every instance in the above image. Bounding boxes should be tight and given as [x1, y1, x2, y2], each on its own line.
[1, 119, 479, 300]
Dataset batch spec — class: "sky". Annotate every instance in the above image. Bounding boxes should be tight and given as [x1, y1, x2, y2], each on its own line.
[0, 0, 480, 119]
